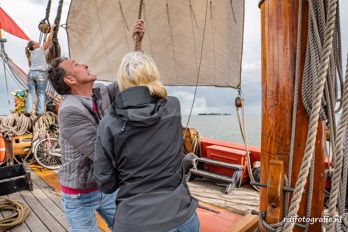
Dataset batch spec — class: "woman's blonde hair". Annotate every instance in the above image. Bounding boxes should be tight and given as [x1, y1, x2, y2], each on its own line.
[117, 52, 167, 98]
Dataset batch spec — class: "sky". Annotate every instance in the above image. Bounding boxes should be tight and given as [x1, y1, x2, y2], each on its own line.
[0, 0, 347, 116]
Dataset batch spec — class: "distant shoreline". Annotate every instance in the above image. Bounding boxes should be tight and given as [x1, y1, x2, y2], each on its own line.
[197, 113, 232, 116]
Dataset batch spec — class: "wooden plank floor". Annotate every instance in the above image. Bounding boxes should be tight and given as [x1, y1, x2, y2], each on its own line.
[1, 169, 69, 232]
[188, 178, 259, 215]
[1, 165, 259, 231]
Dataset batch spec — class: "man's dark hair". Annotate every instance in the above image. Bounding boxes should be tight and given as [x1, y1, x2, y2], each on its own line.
[48, 58, 71, 95]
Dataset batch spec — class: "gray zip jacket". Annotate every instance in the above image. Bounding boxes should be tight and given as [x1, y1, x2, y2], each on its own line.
[58, 82, 118, 189]
[94, 86, 198, 232]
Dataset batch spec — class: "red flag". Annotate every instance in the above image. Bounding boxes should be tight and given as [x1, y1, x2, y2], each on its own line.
[0, 7, 30, 41]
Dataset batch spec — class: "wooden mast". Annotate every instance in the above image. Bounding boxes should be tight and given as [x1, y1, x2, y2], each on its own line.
[259, 0, 325, 231]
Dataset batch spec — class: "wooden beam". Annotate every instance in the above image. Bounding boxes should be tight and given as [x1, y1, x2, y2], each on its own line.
[227, 214, 258, 232]
[259, 0, 325, 231]
[266, 160, 284, 223]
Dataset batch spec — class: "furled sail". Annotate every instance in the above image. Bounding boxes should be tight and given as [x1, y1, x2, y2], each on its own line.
[67, 0, 244, 88]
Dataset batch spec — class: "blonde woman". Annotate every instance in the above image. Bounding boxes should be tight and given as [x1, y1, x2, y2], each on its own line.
[24, 25, 55, 116]
[94, 52, 200, 232]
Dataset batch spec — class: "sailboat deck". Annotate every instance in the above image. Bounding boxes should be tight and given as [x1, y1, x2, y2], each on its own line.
[0, 169, 69, 232]
[0, 165, 259, 232]
[188, 178, 259, 215]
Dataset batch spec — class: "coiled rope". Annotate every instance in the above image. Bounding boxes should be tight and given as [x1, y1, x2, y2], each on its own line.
[0, 112, 58, 140]
[0, 198, 29, 232]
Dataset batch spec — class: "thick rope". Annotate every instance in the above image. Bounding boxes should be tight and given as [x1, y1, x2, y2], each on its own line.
[283, 0, 338, 231]
[0, 112, 57, 139]
[340, 136, 348, 215]
[0, 198, 29, 232]
[47, 0, 64, 64]
[236, 97, 259, 192]
[134, 0, 144, 51]
[302, 0, 341, 128]
[285, 0, 303, 216]
[44, 0, 52, 22]
[327, 52, 348, 231]
[254, 211, 284, 232]
[39, 0, 52, 44]
[305, 155, 315, 231]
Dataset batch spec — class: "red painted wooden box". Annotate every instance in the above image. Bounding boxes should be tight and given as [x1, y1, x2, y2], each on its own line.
[205, 145, 249, 184]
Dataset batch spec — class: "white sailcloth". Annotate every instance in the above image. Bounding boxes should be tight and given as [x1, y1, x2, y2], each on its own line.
[67, 0, 244, 88]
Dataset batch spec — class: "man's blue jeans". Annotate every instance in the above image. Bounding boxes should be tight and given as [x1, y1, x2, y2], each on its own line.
[168, 212, 200, 232]
[61, 190, 117, 232]
[24, 70, 48, 115]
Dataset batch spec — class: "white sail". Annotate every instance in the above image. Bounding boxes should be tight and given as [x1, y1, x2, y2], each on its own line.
[67, 0, 244, 88]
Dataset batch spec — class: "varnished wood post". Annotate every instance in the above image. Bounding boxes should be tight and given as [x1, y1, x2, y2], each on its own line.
[259, 0, 325, 231]
[266, 160, 284, 223]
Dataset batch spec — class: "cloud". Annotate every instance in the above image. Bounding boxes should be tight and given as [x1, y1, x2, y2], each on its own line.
[0, 0, 71, 71]
[169, 91, 208, 115]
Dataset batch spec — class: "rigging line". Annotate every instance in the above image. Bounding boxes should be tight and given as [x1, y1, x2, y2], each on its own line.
[1, 56, 12, 113]
[339, 129, 348, 216]
[142, 3, 154, 57]
[44, 0, 52, 22]
[209, 0, 217, 82]
[304, 154, 315, 232]
[166, 2, 178, 81]
[229, 0, 237, 23]
[117, 1, 131, 51]
[283, 0, 338, 230]
[3, 61, 26, 88]
[184, 0, 209, 134]
[287, 0, 303, 195]
[327, 51, 348, 231]
[334, 3, 343, 113]
[6, 66, 26, 89]
[189, 0, 199, 28]
[134, 0, 144, 51]
[119, 1, 130, 31]
[93, 0, 113, 78]
[189, 0, 198, 70]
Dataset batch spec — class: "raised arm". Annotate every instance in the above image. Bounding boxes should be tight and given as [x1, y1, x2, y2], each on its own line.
[132, 19, 145, 52]
[43, 24, 56, 50]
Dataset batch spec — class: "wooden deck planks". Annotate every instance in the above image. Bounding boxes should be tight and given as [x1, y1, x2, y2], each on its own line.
[18, 184, 67, 232]
[26, 173, 70, 231]
[28, 164, 110, 232]
[8, 192, 49, 232]
[30, 170, 63, 211]
[188, 178, 259, 215]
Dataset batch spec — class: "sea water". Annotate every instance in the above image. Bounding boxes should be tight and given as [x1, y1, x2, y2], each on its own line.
[182, 114, 261, 147]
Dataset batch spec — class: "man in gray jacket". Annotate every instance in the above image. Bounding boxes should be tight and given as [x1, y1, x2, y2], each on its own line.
[47, 20, 144, 231]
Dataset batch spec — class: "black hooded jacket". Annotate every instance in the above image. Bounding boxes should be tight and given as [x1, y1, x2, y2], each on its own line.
[94, 86, 198, 232]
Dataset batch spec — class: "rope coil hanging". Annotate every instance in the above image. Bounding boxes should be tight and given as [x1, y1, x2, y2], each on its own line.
[256, 0, 341, 231]
[283, 0, 338, 230]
